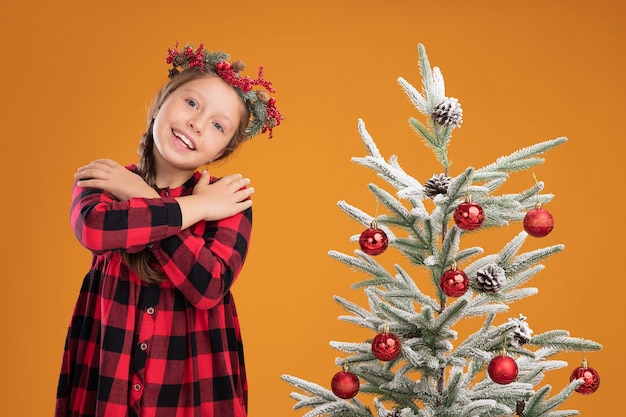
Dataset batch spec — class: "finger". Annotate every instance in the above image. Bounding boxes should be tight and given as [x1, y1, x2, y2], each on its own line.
[220, 173, 244, 185]
[234, 187, 255, 202]
[75, 167, 108, 180]
[76, 178, 105, 189]
[91, 158, 119, 167]
[76, 162, 109, 175]
[228, 176, 251, 191]
[77, 159, 119, 172]
[76, 163, 97, 173]
[236, 198, 253, 212]
[197, 170, 212, 186]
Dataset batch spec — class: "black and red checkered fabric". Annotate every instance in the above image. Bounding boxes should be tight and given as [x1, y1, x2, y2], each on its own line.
[56, 169, 252, 417]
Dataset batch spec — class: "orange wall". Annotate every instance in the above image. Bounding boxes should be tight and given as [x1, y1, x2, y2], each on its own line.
[1, 0, 623, 415]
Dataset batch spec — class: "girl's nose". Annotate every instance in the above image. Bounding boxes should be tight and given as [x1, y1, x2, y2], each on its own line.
[188, 117, 203, 134]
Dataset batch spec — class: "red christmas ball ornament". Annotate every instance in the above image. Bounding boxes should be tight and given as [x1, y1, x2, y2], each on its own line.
[439, 266, 470, 298]
[488, 355, 518, 385]
[331, 368, 360, 399]
[570, 360, 600, 395]
[372, 329, 402, 361]
[523, 204, 554, 237]
[454, 198, 485, 231]
[359, 222, 388, 255]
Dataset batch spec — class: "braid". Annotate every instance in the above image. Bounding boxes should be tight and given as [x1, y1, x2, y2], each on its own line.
[119, 124, 165, 282]
[136, 124, 157, 188]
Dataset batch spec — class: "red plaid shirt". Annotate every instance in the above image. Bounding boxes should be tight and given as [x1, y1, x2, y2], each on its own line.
[56, 168, 252, 417]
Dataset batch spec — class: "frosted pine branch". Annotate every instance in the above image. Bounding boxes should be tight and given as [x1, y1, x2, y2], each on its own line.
[518, 358, 569, 378]
[445, 167, 474, 204]
[453, 321, 518, 358]
[459, 399, 512, 417]
[408, 117, 436, 144]
[280, 375, 374, 417]
[504, 265, 544, 287]
[469, 380, 535, 401]
[439, 224, 462, 272]
[330, 341, 372, 355]
[288, 393, 329, 410]
[418, 43, 445, 113]
[529, 331, 603, 352]
[327, 249, 394, 280]
[397, 77, 429, 116]
[453, 246, 484, 265]
[522, 382, 582, 417]
[333, 296, 374, 320]
[544, 411, 579, 417]
[352, 155, 422, 193]
[357, 118, 384, 159]
[386, 265, 440, 310]
[434, 298, 469, 333]
[498, 231, 528, 264]
[475, 137, 568, 174]
[281, 375, 344, 402]
[336, 201, 374, 230]
[506, 245, 565, 275]
[407, 117, 451, 168]
[369, 184, 419, 226]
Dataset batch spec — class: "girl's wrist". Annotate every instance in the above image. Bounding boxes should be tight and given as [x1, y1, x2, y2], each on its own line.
[175, 195, 209, 229]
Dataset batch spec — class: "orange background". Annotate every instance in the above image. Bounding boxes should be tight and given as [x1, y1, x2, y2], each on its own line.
[1, 0, 623, 415]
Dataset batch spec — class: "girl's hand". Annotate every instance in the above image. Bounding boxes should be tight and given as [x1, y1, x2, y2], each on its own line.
[75, 158, 159, 201]
[191, 171, 254, 222]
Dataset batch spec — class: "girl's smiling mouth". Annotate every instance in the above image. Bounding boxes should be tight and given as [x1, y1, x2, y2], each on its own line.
[172, 129, 196, 150]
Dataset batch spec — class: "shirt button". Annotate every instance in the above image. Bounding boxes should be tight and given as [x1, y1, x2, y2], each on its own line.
[147, 307, 155, 315]
[134, 383, 142, 391]
[140, 343, 148, 351]
[164, 191, 170, 197]
[147, 243, 153, 249]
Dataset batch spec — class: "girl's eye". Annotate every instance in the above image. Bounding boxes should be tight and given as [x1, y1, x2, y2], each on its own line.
[186, 99, 198, 108]
[213, 122, 224, 132]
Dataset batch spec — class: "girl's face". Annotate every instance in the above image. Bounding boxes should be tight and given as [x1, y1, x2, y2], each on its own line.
[152, 75, 243, 179]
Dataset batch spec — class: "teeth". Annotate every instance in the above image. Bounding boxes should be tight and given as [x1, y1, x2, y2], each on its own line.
[173, 131, 194, 149]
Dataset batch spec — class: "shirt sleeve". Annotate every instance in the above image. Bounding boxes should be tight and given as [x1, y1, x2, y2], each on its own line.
[149, 207, 252, 310]
[70, 182, 183, 254]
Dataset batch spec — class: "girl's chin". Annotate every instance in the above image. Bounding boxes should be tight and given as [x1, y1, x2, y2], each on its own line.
[156, 155, 201, 171]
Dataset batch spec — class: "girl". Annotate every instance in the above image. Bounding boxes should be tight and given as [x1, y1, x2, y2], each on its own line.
[56, 43, 282, 417]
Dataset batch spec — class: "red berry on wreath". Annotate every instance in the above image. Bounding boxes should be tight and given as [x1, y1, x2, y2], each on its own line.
[372, 328, 401, 361]
[454, 197, 485, 231]
[523, 204, 554, 237]
[331, 367, 360, 399]
[570, 359, 600, 394]
[488, 354, 518, 385]
[439, 266, 470, 298]
[359, 222, 388, 255]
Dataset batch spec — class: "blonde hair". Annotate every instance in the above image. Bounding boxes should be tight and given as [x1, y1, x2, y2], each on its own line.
[121, 69, 251, 282]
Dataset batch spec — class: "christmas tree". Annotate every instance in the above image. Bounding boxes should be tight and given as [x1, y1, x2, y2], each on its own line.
[281, 44, 602, 417]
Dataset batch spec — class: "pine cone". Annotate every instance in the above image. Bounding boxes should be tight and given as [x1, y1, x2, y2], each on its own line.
[266, 116, 278, 129]
[256, 90, 271, 103]
[232, 60, 246, 73]
[386, 409, 402, 417]
[173, 54, 188, 68]
[516, 400, 526, 416]
[432, 97, 463, 128]
[424, 173, 451, 199]
[475, 263, 506, 294]
[508, 314, 533, 347]
[168, 68, 180, 79]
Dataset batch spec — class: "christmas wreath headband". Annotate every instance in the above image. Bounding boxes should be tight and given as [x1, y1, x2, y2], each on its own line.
[166, 42, 283, 139]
